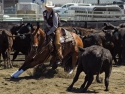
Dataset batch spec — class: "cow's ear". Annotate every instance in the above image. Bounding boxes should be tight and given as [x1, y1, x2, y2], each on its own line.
[104, 23, 108, 26]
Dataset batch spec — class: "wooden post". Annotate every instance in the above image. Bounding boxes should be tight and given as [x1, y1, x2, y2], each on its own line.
[84, 21, 87, 28]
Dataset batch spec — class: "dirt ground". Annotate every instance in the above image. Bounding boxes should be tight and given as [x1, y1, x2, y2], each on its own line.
[0, 54, 125, 94]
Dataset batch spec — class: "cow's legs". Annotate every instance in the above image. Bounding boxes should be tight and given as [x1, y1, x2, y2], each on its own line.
[2, 52, 7, 68]
[7, 51, 13, 68]
[104, 68, 112, 91]
[80, 75, 88, 89]
[117, 48, 122, 65]
[81, 74, 94, 93]
[12, 51, 19, 61]
[112, 54, 117, 65]
[67, 62, 83, 91]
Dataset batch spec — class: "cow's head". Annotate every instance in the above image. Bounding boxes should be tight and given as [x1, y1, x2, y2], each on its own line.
[119, 23, 125, 28]
[10, 24, 24, 35]
[102, 23, 117, 30]
[104, 29, 119, 47]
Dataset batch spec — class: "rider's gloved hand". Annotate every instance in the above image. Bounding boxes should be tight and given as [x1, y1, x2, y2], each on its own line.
[47, 31, 52, 35]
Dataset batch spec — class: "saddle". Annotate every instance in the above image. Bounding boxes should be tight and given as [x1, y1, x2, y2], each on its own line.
[49, 28, 75, 44]
[60, 28, 74, 44]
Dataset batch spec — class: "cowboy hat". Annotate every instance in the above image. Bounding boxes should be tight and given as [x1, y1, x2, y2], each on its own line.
[44, 1, 55, 8]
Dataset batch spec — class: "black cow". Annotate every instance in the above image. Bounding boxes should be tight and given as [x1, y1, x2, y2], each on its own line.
[82, 30, 105, 48]
[102, 23, 125, 65]
[0, 29, 13, 68]
[102, 23, 118, 30]
[103, 29, 122, 65]
[10, 24, 24, 35]
[119, 23, 125, 28]
[10, 23, 31, 60]
[67, 45, 112, 93]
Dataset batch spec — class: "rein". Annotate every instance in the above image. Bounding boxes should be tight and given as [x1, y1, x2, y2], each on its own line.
[32, 35, 53, 59]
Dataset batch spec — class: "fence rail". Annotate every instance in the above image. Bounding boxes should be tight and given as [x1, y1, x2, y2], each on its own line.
[0, 14, 125, 30]
[0, 13, 125, 22]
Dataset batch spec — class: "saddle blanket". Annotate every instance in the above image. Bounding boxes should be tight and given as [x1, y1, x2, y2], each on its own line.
[60, 29, 74, 43]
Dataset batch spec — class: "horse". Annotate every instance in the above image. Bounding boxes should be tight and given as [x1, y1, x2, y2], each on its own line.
[11, 23, 83, 78]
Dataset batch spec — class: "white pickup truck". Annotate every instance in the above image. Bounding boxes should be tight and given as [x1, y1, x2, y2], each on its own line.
[53, 3, 92, 13]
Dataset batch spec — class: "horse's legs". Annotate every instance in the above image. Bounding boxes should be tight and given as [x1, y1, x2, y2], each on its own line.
[69, 51, 79, 74]
[11, 53, 35, 78]
[11, 60, 33, 78]
[67, 62, 83, 91]
[54, 28, 63, 62]
[50, 56, 58, 70]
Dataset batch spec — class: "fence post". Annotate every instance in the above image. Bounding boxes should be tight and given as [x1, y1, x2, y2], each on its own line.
[84, 21, 87, 28]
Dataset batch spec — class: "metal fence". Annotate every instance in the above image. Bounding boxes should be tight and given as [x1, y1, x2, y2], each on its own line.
[0, 19, 125, 31]
[1, 13, 125, 21]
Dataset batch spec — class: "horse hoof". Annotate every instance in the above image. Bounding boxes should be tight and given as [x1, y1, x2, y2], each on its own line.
[69, 69, 73, 74]
[10, 76, 16, 79]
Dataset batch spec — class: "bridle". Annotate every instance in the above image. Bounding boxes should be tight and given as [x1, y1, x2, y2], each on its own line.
[32, 33, 54, 65]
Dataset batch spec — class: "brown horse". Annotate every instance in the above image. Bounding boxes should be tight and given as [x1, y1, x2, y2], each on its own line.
[11, 23, 83, 78]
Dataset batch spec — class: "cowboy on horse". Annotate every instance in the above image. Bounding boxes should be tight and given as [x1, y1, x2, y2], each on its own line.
[43, 1, 63, 65]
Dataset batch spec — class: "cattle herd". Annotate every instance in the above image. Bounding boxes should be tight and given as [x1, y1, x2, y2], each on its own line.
[0, 22, 125, 93]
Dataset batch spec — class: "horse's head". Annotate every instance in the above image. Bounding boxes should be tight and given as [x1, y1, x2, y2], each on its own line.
[28, 22, 46, 52]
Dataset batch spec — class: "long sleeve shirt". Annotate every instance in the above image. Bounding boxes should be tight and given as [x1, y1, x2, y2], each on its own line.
[44, 9, 58, 34]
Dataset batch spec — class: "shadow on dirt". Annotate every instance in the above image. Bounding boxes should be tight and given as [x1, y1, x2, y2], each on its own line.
[66, 87, 99, 93]
[5, 76, 35, 82]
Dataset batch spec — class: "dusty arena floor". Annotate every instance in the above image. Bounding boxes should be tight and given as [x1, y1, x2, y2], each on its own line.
[0, 54, 125, 94]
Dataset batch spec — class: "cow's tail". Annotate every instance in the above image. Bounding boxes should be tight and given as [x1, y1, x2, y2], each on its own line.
[96, 49, 104, 83]
[78, 46, 85, 52]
